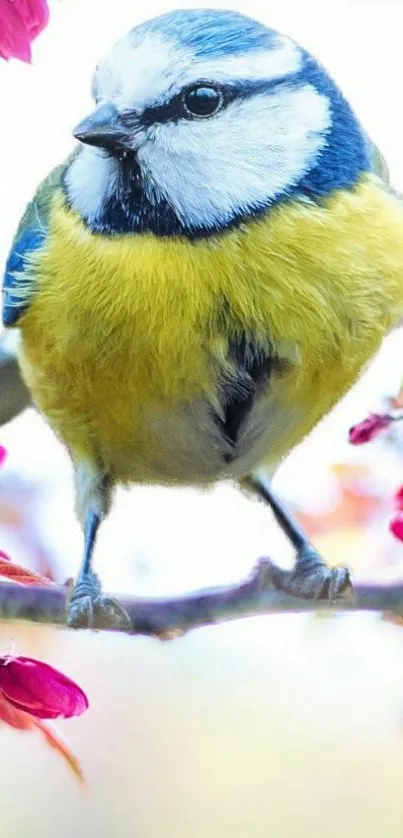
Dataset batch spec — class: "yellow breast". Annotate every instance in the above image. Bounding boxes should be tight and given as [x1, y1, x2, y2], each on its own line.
[18, 175, 403, 483]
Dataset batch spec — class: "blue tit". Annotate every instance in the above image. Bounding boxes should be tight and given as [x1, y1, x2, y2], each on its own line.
[3, 8, 403, 627]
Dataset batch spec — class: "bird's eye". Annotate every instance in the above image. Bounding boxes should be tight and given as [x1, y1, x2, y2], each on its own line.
[182, 85, 223, 118]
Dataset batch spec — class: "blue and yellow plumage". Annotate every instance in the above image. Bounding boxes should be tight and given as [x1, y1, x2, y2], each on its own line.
[3, 9, 403, 626]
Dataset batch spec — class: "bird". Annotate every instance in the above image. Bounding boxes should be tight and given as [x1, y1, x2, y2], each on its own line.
[2, 7, 403, 628]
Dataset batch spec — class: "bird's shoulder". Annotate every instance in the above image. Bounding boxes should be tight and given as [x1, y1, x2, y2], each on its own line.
[2, 159, 69, 328]
[366, 135, 390, 184]
[364, 135, 403, 209]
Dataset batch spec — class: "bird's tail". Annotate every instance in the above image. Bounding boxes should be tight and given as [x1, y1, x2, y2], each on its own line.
[0, 332, 31, 426]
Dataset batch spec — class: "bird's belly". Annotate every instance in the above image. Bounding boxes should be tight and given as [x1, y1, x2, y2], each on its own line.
[19, 330, 299, 485]
[132, 389, 302, 485]
[75, 375, 301, 486]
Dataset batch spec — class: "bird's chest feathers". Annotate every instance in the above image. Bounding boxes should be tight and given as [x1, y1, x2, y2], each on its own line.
[19, 179, 403, 474]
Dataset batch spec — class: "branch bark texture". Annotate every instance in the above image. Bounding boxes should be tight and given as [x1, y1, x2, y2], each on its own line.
[0, 560, 402, 637]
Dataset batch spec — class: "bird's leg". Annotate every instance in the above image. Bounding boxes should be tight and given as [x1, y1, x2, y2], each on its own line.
[67, 467, 131, 629]
[247, 472, 354, 601]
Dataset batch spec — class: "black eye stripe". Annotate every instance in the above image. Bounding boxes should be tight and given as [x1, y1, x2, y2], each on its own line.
[139, 82, 230, 127]
[133, 75, 297, 128]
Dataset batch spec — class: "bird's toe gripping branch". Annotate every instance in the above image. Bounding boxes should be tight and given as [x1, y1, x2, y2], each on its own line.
[248, 473, 355, 604]
[66, 571, 132, 630]
[265, 545, 354, 602]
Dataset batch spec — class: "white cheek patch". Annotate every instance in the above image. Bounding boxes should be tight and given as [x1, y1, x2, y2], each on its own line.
[138, 84, 331, 229]
[93, 33, 301, 113]
[65, 148, 118, 222]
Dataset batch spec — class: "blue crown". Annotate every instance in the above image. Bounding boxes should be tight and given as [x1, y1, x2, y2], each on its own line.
[130, 8, 279, 59]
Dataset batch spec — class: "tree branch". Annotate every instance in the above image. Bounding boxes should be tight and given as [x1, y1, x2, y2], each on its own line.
[0, 559, 402, 637]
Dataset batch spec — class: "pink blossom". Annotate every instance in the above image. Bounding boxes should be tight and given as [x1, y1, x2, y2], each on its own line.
[0, 0, 49, 63]
[394, 485, 403, 512]
[390, 513, 403, 543]
[348, 413, 392, 445]
[0, 446, 7, 467]
[0, 656, 88, 719]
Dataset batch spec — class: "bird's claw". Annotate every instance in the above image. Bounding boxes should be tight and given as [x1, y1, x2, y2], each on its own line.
[268, 545, 354, 602]
[66, 571, 132, 629]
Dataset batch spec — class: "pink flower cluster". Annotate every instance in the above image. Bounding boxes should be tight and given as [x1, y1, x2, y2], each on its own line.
[349, 409, 403, 543]
[0, 447, 88, 740]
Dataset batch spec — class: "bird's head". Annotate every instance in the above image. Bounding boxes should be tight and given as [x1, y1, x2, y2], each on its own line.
[64, 8, 369, 238]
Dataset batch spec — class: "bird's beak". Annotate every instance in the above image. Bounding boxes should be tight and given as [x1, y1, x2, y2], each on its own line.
[73, 103, 129, 151]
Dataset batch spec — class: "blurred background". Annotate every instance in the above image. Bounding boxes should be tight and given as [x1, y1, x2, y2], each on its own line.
[2, 0, 403, 835]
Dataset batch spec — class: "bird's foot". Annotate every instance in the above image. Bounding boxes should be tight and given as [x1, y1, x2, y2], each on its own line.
[66, 571, 132, 630]
[268, 545, 354, 602]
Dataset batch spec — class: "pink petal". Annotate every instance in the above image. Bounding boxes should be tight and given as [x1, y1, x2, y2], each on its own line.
[348, 413, 391, 445]
[0, 694, 32, 729]
[18, 0, 49, 36]
[0, 2, 31, 62]
[1, 695, 61, 720]
[0, 656, 88, 720]
[0, 0, 49, 63]
[394, 485, 403, 511]
[0, 555, 56, 586]
[6, 38, 32, 63]
[390, 513, 403, 542]
[0, 446, 7, 467]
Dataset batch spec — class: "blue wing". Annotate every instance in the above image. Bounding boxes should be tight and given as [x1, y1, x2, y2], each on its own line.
[2, 161, 66, 328]
[2, 228, 46, 326]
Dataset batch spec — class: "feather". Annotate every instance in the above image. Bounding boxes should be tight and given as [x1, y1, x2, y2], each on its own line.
[2, 163, 65, 326]
[13, 173, 403, 487]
